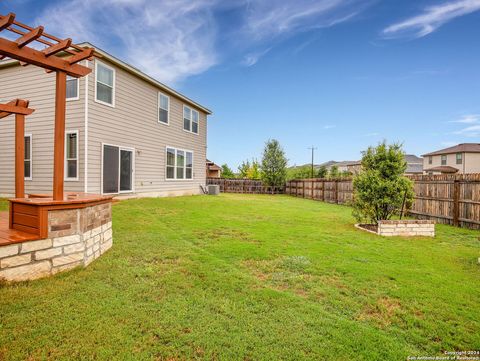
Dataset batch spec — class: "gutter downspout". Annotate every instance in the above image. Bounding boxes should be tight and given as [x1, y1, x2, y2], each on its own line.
[84, 60, 89, 193]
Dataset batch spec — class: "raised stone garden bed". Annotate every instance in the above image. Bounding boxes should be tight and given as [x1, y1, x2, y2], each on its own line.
[355, 220, 435, 237]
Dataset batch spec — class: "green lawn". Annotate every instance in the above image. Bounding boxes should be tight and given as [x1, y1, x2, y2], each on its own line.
[0, 194, 479, 360]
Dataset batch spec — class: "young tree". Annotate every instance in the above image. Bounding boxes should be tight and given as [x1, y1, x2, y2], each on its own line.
[247, 159, 261, 179]
[329, 165, 339, 178]
[317, 165, 328, 178]
[238, 160, 251, 179]
[221, 164, 235, 178]
[352, 141, 414, 224]
[261, 139, 288, 188]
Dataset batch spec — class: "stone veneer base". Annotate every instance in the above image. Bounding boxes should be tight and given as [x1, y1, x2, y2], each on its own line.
[355, 219, 435, 237]
[0, 202, 112, 282]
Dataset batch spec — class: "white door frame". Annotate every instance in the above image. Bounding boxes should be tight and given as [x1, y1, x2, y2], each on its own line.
[101, 143, 135, 195]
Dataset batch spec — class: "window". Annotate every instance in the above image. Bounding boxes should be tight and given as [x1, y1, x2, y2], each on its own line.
[66, 76, 79, 100]
[456, 153, 462, 164]
[95, 61, 115, 106]
[183, 105, 199, 134]
[441, 155, 447, 165]
[158, 93, 169, 124]
[65, 131, 78, 180]
[428, 156, 432, 165]
[166, 147, 193, 180]
[24, 135, 32, 180]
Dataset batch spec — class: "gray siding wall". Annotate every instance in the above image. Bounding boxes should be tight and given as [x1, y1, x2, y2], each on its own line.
[0, 64, 85, 196]
[87, 58, 207, 196]
[0, 58, 208, 197]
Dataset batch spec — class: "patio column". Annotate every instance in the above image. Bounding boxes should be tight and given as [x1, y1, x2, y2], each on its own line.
[14, 113, 25, 198]
[53, 71, 66, 201]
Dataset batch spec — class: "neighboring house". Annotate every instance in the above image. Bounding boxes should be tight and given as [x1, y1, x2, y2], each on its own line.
[423, 144, 480, 174]
[206, 159, 222, 178]
[404, 154, 424, 175]
[0, 43, 211, 197]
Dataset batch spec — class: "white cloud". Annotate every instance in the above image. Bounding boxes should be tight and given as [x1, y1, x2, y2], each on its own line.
[243, 0, 362, 41]
[383, 0, 480, 38]
[454, 125, 480, 137]
[36, 0, 219, 84]
[34, 0, 368, 83]
[323, 124, 336, 129]
[450, 114, 480, 123]
[242, 48, 272, 66]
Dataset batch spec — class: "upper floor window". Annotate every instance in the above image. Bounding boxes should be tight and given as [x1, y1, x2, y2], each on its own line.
[158, 93, 169, 124]
[441, 155, 447, 165]
[66, 76, 79, 100]
[166, 147, 193, 180]
[183, 105, 199, 134]
[456, 153, 462, 164]
[428, 156, 432, 164]
[95, 61, 115, 106]
[24, 135, 32, 180]
[65, 131, 78, 180]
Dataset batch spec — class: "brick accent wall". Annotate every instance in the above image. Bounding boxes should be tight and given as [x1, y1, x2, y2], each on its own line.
[0, 202, 112, 282]
[378, 220, 435, 237]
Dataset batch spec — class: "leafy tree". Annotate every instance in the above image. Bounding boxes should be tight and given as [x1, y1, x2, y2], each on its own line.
[287, 166, 311, 180]
[247, 159, 261, 179]
[317, 165, 328, 178]
[261, 139, 288, 188]
[221, 164, 235, 178]
[238, 160, 251, 179]
[352, 141, 414, 224]
[329, 165, 339, 178]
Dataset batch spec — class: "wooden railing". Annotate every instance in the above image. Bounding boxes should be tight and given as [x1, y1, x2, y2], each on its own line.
[206, 178, 284, 194]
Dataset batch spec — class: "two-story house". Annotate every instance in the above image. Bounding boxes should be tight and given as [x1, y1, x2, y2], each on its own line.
[0, 43, 211, 197]
[423, 143, 480, 174]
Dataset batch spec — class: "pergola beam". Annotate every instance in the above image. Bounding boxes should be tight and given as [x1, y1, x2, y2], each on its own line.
[0, 37, 91, 77]
[16, 26, 44, 48]
[0, 13, 14, 31]
[0, 100, 34, 119]
[43, 38, 72, 57]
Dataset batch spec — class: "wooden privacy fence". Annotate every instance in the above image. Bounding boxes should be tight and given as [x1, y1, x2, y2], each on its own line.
[286, 174, 480, 230]
[285, 178, 353, 204]
[207, 178, 284, 194]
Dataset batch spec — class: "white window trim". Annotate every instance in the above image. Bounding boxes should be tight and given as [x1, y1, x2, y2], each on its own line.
[65, 130, 79, 181]
[24, 134, 32, 181]
[182, 105, 199, 135]
[66, 76, 80, 101]
[165, 146, 194, 181]
[101, 143, 135, 195]
[94, 60, 116, 108]
[158, 92, 170, 125]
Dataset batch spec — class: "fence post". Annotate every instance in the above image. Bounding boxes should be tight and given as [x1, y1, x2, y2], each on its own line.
[302, 180, 305, 198]
[335, 180, 339, 204]
[453, 179, 460, 227]
[322, 180, 325, 201]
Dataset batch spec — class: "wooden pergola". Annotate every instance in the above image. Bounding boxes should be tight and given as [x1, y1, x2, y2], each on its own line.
[0, 99, 34, 199]
[0, 12, 94, 200]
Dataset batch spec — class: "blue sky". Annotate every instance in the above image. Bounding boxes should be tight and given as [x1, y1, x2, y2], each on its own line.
[2, 0, 480, 168]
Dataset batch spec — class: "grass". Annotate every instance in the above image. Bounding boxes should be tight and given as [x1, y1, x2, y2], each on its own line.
[0, 194, 479, 360]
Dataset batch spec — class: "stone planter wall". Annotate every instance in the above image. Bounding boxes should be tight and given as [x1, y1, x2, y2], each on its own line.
[0, 202, 112, 282]
[378, 220, 435, 237]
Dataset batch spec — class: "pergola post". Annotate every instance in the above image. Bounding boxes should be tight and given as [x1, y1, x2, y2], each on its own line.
[53, 71, 66, 201]
[15, 113, 25, 198]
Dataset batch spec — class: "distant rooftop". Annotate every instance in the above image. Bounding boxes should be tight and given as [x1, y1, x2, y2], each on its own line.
[423, 143, 480, 157]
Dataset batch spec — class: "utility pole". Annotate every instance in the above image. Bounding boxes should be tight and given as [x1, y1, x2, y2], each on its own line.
[308, 146, 317, 178]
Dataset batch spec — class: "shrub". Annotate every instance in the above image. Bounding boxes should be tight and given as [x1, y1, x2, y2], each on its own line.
[352, 142, 414, 224]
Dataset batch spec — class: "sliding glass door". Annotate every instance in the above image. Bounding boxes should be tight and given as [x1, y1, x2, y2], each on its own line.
[103, 145, 134, 194]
